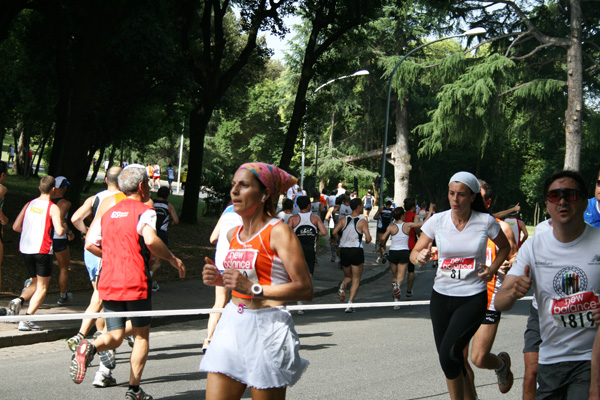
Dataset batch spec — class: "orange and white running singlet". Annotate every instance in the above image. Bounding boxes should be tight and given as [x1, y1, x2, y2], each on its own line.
[224, 218, 290, 299]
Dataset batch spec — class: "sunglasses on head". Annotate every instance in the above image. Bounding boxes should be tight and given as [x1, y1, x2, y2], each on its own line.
[545, 188, 584, 203]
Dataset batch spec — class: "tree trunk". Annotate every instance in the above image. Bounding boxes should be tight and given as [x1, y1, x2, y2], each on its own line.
[84, 145, 105, 192]
[180, 105, 212, 224]
[16, 123, 31, 178]
[563, 0, 583, 171]
[34, 132, 51, 176]
[328, 111, 335, 154]
[390, 96, 411, 205]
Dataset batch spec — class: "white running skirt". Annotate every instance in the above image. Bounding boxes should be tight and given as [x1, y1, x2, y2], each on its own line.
[199, 301, 309, 389]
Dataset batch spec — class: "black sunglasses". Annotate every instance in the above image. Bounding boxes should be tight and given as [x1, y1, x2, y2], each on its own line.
[546, 188, 584, 203]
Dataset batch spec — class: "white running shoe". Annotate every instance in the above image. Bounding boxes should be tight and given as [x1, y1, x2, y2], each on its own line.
[18, 320, 41, 331]
[7, 298, 22, 316]
[92, 371, 117, 388]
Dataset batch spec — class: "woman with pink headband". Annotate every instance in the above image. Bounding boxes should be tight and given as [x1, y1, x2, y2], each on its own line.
[200, 162, 313, 400]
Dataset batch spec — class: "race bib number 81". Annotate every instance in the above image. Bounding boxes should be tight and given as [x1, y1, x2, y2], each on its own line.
[440, 258, 475, 280]
[551, 291, 599, 329]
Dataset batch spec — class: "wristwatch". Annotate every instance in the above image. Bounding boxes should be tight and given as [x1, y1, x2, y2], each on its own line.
[251, 283, 263, 296]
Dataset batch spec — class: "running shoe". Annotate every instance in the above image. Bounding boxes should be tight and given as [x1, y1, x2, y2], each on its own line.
[92, 371, 117, 388]
[23, 278, 32, 291]
[98, 349, 116, 369]
[344, 306, 355, 313]
[151, 281, 160, 292]
[496, 352, 514, 394]
[297, 301, 305, 315]
[67, 334, 83, 352]
[393, 299, 400, 310]
[70, 339, 95, 384]
[405, 290, 413, 299]
[0, 308, 6, 316]
[330, 256, 336, 263]
[57, 292, 73, 306]
[376, 256, 382, 263]
[125, 387, 153, 400]
[392, 283, 401, 299]
[93, 330, 106, 340]
[338, 283, 346, 302]
[201, 338, 210, 354]
[18, 320, 41, 331]
[7, 298, 22, 316]
[126, 335, 135, 348]
[382, 253, 388, 263]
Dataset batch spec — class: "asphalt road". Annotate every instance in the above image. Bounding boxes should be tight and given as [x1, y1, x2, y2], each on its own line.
[0, 266, 530, 399]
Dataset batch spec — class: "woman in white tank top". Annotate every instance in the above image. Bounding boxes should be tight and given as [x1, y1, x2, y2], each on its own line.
[381, 206, 432, 307]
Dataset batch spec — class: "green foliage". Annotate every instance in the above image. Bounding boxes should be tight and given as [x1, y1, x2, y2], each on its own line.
[416, 53, 516, 157]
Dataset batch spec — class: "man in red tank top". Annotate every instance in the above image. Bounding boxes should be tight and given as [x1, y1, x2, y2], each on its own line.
[72, 165, 186, 399]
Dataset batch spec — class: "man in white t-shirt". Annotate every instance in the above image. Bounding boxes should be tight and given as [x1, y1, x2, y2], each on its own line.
[496, 170, 600, 399]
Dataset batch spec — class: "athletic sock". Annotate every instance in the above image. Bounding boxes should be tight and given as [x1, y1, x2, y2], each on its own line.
[129, 385, 140, 392]
[495, 357, 506, 372]
[18, 297, 25, 303]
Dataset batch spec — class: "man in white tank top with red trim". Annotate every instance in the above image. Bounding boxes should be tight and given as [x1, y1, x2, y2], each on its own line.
[7, 176, 66, 331]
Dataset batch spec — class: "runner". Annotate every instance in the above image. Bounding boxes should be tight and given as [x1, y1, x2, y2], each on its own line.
[584, 168, 600, 228]
[463, 180, 518, 396]
[332, 198, 372, 313]
[504, 207, 528, 247]
[496, 170, 600, 399]
[310, 191, 324, 220]
[202, 201, 242, 354]
[149, 186, 179, 292]
[0, 161, 8, 291]
[152, 163, 161, 190]
[324, 196, 342, 263]
[276, 198, 294, 224]
[288, 195, 327, 314]
[373, 199, 393, 263]
[8, 176, 66, 331]
[200, 162, 311, 400]
[166, 164, 175, 192]
[52, 176, 76, 305]
[410, 171, 510, 400]
[381, 205, 433, 308]
[362, 190, 374, 221]
[402, 197, 421, 296]
[73, 164, 185, 400]
[69, 166, 122, 388]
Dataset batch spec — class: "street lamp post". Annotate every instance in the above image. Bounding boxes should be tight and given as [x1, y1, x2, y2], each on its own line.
[378, 28, 486, 208]
[300, 69, 370, 191]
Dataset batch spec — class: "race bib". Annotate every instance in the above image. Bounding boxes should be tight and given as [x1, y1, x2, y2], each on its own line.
[551, 291, 599, 329]
[439, 258, 475, 280]
[222, 249, 258, 282]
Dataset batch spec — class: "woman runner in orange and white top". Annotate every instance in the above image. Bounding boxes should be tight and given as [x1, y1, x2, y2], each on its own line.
[201, 162, 313, 400]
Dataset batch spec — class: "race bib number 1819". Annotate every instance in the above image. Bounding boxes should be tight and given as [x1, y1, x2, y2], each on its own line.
[551, 291, 599, 329]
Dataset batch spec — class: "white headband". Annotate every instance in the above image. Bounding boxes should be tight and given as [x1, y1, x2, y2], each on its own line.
[449, 171, 480, 194]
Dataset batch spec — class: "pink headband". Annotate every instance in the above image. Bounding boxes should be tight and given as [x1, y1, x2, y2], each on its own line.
[237, 162, 297, 196]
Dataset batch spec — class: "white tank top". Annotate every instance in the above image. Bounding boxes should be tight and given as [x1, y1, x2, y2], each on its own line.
[310, 202, 321, 217]
[390, 222, 409, 250]
[339, 216, 363, 248]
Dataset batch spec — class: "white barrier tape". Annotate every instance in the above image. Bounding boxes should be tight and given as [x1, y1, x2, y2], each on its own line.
[0, 296, 534, 323]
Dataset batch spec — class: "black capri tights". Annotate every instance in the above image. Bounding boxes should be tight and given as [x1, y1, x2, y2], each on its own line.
[429, 289, 487, 379]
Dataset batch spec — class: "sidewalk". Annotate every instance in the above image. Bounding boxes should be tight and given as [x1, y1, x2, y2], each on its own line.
[0, 218, 390, 348]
